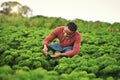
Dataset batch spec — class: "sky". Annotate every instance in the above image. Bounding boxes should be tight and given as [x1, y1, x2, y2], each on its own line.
[0, 0, 120, 23]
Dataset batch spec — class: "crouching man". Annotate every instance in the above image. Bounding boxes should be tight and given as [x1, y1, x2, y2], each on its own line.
[42, 22, 82, 58]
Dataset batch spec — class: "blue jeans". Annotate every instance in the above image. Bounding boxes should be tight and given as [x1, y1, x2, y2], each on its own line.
[48, 42, 73, 53]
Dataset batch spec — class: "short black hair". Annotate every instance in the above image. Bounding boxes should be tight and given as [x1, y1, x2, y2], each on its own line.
[67, 22, 77, 32]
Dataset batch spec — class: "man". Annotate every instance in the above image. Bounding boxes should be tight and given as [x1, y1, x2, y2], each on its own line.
[42, 22, 82, 58]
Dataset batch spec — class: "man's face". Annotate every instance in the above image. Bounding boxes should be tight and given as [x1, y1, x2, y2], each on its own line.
[63, 27, 74, 37]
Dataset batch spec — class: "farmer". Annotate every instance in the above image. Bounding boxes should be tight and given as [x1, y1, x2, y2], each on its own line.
[42, 22, 82, 58]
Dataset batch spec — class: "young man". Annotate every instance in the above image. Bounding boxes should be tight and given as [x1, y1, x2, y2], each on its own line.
[42, 22, 82, 58]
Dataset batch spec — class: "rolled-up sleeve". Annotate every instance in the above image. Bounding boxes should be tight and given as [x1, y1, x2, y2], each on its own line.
[43, 28, 59, 46]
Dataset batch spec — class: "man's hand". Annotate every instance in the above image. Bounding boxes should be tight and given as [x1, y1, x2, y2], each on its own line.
[50, 53, 61, 58]
[42, 45, 48, 56]
[50, 53, 67, 58]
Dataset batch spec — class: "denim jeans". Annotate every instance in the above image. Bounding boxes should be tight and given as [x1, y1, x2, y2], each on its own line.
[48, 42, 73, 53]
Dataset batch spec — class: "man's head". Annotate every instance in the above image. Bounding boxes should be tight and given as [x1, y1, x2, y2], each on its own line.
[67, 22, 77, 32]
[64, 22, 77, 37]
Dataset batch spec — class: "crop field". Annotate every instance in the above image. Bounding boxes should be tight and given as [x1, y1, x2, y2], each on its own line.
[0, 15, 120, 80]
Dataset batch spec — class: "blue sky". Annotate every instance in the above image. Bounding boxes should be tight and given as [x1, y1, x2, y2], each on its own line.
[0, 0, 120, 23]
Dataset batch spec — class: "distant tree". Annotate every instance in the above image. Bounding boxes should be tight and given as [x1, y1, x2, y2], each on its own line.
[0, 1, 32, 17]
[22, 5, 32, 17]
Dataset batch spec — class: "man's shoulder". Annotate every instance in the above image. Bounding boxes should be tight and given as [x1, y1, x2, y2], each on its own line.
[75, 32, 82, 39]
[55, 26, 64, 29]
[54, 26, 64, 31]
[52, 26, 64, 33]
[76, 31, 81, 36]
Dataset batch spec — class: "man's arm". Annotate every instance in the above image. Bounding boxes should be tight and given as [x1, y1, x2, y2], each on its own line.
[42, 27, 59, 55]
[64, 33, 82, 57]
[43, 29, 57, 46]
